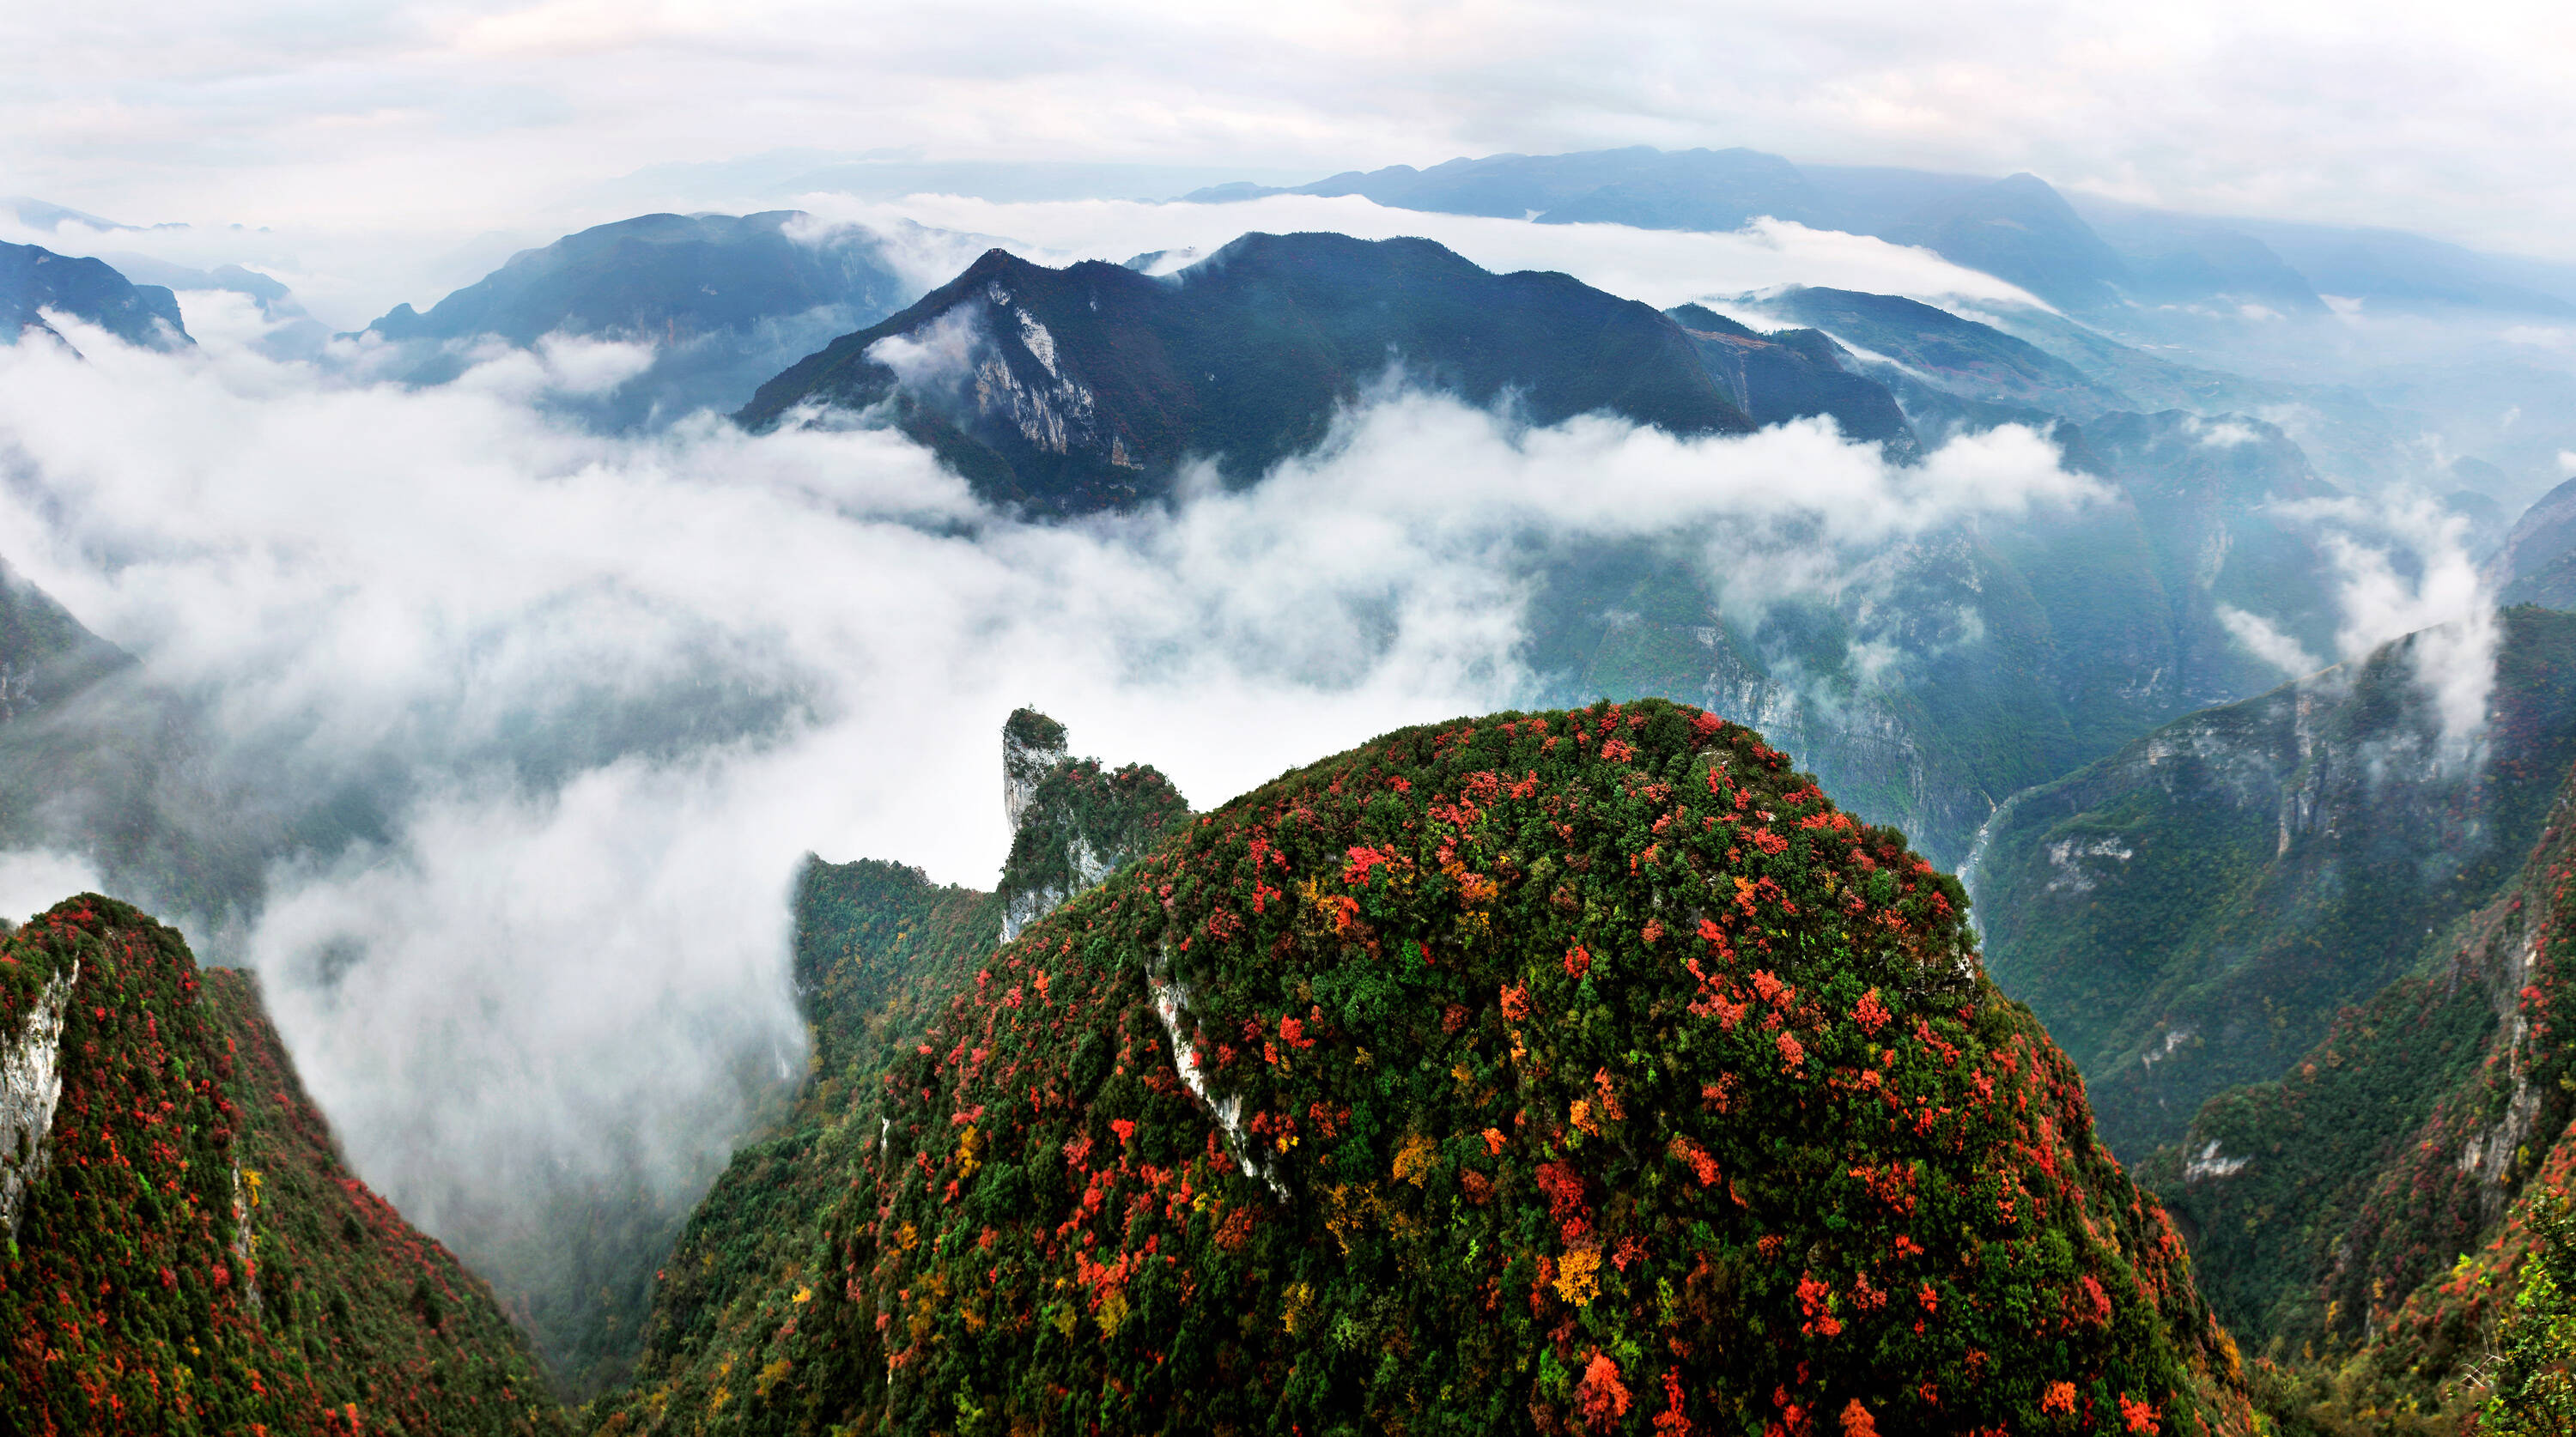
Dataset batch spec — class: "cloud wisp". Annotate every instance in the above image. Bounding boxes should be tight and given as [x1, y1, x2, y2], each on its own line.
[2222, 493, 2500, 765]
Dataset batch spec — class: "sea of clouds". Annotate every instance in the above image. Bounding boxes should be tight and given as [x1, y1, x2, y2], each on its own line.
[0, 193, 2508, 1362]
[0, 284, 2089, 1314]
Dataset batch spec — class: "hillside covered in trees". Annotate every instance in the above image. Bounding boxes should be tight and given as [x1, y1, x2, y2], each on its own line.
[0, 896, 561, 1436]
[598, 700, 2254, 1434]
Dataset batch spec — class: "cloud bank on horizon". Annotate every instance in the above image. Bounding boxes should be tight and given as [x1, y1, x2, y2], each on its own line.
[4, 0, 2574, 274]
[798, 192, 2050, 315]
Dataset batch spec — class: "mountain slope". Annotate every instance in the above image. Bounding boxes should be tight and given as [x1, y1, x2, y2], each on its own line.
[1741, 287, 2131, 421]
[1887, 174, 2133, 315]
[2, 241, 190, 351]
[0, 895, 560, 1435]
[614, 856, 1007, 1426]
[738, 232, 1759, 513]
[0, 559, 128, 727]
[2488, 476, 2576, 609]
[2118, 747, 2576, 1430]
[2152, 766, 2576, 1355]
[1662, 304, 1920, 456]
[611, 711, 1179, 1426]
[355, 211, 918, 429]
[1970, 607, 2576, 1160]
[604, 700, 2253, 1435]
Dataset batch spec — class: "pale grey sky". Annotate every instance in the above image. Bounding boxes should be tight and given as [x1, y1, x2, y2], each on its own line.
[6, 0, 2574, 258]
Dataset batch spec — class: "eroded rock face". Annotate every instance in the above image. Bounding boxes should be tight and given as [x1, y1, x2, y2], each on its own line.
[1001, 706, 1069, 832]
[993, 710, 1188, 943]
[0, 956, 77, 1238]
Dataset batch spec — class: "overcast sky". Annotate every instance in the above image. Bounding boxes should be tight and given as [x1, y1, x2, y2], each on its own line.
[6, 0, 2574, 261]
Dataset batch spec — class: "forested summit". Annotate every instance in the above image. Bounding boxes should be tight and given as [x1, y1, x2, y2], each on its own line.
[603, 699, 2255, 1435]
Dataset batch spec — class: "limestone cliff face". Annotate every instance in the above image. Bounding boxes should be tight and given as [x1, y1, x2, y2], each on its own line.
[2135, 745, 2576, 1429]
[0, 955, 77, 1238]
[993, 711, 1188, 943]
[1000, 706, 1069, 832]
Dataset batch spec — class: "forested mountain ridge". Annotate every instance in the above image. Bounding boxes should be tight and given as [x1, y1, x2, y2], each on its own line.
[599, 700, 2256, 1435]
[0, 896, 561, 1436]
[2136, 756, 2576, 1428]
[1187, 144, 2576, 326]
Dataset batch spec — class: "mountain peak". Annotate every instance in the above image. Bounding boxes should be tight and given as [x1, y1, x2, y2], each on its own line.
[687, 699, 2253, 1433]
[736, 231, 1754, 513]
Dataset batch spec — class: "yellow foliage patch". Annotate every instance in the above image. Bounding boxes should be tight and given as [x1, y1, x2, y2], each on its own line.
[1392, 1132, 1440, 1188]
[1096, 1288, 1129, 1337]
[1282, 1281, 1315, 1334]
[1553, 1246, 1602, 1307]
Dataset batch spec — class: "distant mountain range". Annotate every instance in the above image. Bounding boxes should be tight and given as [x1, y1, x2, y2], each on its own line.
[350, 210, 920, 429]
[741, 234, 1948, 513]
[1187, 144, 2576, 324]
